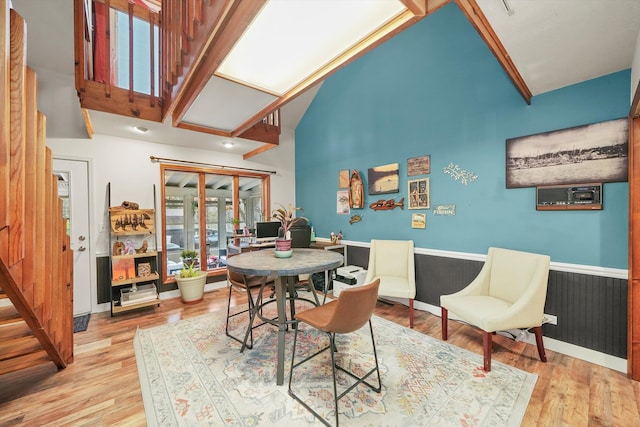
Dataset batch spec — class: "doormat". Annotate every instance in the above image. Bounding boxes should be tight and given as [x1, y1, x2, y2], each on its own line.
[73, 313, 91, 333]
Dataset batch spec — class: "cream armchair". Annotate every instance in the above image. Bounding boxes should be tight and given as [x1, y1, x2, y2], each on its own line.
[440, 247, 550, 372]
[364, 239, 416, 328]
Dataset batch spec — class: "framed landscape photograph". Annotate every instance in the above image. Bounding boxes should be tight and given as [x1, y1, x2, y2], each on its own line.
[506, 117, 628, 188]
[368, 163, 399, 195]
[411, 213, 426, 229]
[408, 178, 430, 209]
[407, 155, 430, 176]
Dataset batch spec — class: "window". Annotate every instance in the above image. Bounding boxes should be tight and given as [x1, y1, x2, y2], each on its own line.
[161, 165, 270, 281]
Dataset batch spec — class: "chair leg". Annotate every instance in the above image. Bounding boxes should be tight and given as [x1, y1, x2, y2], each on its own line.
[288, 321, 381, 427]
[441, 307, 448, 340]
[329, 334, 340, 427]
[482, 330, 492, 372]
[240, 281, 270, 353]
[532, 326, 547, 362]
[409, 299, 414, 328]
[226, 284, 256, 351]
[225, 285, 254, 350]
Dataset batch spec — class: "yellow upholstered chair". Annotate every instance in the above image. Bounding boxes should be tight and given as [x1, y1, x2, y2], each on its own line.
[440, 247, 551, 372]
[364, 240, 416, 328]
[288, 279, 382, 427]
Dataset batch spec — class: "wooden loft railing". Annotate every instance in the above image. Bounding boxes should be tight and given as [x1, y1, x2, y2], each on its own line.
[0, 2, 73, 376]
[73, 0, 162, 122]
[73, 0, 280, 147]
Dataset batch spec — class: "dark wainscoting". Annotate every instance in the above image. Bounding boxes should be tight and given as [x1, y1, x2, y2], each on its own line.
[96, 252, 226, 304]
[346, 245, 627, 359]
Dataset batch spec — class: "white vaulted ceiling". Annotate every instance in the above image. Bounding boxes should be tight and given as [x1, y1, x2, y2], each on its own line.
[11, 0, 640, 153]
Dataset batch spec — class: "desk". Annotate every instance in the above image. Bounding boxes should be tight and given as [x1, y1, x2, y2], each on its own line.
[227, 241, 275, 255]
[226, 248, 344, 385]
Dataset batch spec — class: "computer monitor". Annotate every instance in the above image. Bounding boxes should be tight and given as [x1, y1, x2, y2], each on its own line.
[290, 226, 311, 248]
[256, 221, 281, 239]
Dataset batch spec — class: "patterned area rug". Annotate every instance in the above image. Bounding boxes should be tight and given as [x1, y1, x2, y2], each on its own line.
[134, 304, 536, 426]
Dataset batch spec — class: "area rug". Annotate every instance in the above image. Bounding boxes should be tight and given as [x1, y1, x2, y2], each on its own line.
[73, 313, 90, 333]
[134, 305, 536, 426]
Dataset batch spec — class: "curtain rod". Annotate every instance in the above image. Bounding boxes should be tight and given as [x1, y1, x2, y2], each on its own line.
[149, 156, 277, 175]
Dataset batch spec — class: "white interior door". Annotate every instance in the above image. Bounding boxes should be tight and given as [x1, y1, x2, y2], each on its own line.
[53, 158, 92, 316]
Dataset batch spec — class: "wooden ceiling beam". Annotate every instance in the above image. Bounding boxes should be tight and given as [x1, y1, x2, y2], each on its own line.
[242, 142, 278, 160]
[454, 0, 532, 104]
[170, 1, 266, 127]
[631, 81, 640, 118]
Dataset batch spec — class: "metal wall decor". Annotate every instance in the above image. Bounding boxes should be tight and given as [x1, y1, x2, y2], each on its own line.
[432, 204, 456, 216]
[407, 155, 430, 176]
[442, 163, 477, 185]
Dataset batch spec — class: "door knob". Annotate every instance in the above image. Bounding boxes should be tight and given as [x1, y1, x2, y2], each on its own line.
[78, 235, 86, 241]
[77, 246, 86, 251]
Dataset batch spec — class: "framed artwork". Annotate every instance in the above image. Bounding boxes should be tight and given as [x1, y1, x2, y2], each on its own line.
[408, 178, 430, 209]
[112, 258, 135, 281]
[411, 213, 426, 229]
[407, 155, 430, 176]
[506, 117, 628, 188]
[367, 163, 399, 195]
[338, 169, 350, 188]
[337, 190, 350, 214]
[137, 262, 151, 277]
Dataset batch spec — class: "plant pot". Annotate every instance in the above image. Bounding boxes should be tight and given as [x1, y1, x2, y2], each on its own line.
[274, 238, 292, 258]
[175, 271, 207, 304]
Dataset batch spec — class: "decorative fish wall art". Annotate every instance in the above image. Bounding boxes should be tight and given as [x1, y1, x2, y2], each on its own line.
[349, 214, 362, 225]
[369, 197, 404, 211]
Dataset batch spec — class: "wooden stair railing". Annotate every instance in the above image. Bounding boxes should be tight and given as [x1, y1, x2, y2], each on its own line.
[0, 2, 73, 376]
[73, 0, 280, 148]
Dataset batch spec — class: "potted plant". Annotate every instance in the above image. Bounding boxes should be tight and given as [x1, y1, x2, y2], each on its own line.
[272, 204, 306, 257]
[174, 249, 206, 303]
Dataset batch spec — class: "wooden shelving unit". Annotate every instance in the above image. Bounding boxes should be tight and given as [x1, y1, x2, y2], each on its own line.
[108, 183, 160, 316]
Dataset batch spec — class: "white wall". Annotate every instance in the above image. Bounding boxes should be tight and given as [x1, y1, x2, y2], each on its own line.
[47, 130, 297, 258]
[632, 27, 640, 102]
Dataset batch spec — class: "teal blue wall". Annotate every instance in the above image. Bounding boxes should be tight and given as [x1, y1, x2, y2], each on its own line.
[295, 3, 630, 269]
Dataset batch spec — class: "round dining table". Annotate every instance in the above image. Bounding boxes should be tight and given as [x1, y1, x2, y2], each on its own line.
[226, 248, 344, 385]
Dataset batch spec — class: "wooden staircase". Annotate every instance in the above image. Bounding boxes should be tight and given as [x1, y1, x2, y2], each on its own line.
[0, 1, 74, 376]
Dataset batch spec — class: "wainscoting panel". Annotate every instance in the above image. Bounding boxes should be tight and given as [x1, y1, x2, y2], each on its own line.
[544, 271, 627, 358]
[347, 244, 628, 358]
[98, 246, 627, 358]
[97, 252, 225, 304]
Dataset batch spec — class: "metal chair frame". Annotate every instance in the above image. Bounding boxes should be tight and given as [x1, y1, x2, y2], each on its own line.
[288, 280, 382, 427]
[225, 273, 274, 351]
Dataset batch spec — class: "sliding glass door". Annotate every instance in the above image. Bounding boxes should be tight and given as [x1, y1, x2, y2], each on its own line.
[161, 165, 270, 282]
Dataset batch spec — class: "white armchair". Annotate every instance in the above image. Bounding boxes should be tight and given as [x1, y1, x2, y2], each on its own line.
[440, 247, 550, 371]
[364, 239, 416, 328]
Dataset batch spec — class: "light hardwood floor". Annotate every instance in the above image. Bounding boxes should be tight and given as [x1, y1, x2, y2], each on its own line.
[1, 287, 639, 426]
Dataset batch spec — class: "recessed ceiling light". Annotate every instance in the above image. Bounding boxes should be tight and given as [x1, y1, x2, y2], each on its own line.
[223, 141, 235, 148]
[133, 126, 149, 133]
